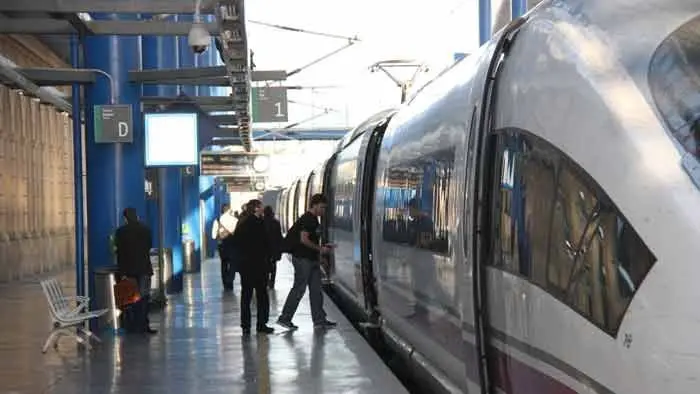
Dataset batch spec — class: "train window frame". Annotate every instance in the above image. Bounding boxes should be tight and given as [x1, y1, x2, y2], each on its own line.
[648, 14, 700, 173]
[487, 128, 657, 337]
[381, 147, 456, 256]
[329, 138, 362, 233]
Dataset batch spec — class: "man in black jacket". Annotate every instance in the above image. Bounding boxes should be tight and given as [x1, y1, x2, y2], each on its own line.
[114, 207, 157, 334]
[263, 206, 283, 289]
[232, 199, 274, 334]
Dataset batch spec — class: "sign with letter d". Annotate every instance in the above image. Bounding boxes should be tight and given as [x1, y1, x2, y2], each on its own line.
[94, 104, 133, 143]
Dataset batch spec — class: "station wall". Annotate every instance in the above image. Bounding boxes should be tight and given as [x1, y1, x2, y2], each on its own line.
[0, 35, 75, 282]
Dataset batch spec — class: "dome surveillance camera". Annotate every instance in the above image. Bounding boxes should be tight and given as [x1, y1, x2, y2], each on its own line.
[188, 22, 210, 54]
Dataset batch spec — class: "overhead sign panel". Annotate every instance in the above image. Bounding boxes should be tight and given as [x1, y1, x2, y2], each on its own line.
[94, 104, 133, 143]
[221, 176, 267, 192]
[200, 152, 270, 176]
[251, 86, 288, 122]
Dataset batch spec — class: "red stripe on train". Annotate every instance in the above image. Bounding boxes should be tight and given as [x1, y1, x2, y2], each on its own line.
[488, 346, 577, 394]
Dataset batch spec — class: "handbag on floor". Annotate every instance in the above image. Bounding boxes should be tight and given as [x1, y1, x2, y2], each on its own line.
[114, 277, 141, 309]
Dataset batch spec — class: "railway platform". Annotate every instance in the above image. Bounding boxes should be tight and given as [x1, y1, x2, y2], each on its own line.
[0, 258, 408, 394]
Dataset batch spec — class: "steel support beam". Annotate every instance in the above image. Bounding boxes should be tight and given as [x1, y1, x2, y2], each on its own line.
[215, 0, 251, 151]
[15, 68, 97, 85]
[0, 54, 71, 112]
[0, 19, 218, 35]
[140, 95, 235, 106]
[214, 128, 349, 142]
[210, 114, 237, 124]
[199, 104, 240, 112]
[129, 67, 285, 84]
[130, 66, 227, 82]
[87, 20, 219, 36]
[0, 18, 74, 34]
[250, 70, 287, 82]
[0, 0, 217, 14]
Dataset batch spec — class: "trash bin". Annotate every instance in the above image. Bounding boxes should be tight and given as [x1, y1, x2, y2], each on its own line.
[183, 239, 199, 273]
[149, 249, 167, 309]
[93, 266, 122, 332]
[160, 247, 177, 294]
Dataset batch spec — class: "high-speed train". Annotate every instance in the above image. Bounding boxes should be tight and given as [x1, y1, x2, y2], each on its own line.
[276, 0, 700, 392]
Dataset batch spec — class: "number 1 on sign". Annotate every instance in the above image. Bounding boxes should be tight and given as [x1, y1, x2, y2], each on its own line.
[274, 102, 284, 117]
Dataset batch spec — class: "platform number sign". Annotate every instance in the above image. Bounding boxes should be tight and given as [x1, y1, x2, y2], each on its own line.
[251, 86, 288, 123]
[94, 104, 133, 143]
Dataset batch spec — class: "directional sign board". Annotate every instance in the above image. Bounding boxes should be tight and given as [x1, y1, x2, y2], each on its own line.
[94, 104, 133, 143]
[200, 152, 271, 176]
[251, 86, 288, 123]
[221, 176, 268, 192]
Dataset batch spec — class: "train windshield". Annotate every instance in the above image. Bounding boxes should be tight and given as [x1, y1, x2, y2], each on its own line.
[649, 15, 700, 168]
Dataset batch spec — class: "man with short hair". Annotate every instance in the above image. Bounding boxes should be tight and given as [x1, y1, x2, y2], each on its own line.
[232, 199, 274, 334]
[114, 207, 156, 334]
[277, 194, 337, 330]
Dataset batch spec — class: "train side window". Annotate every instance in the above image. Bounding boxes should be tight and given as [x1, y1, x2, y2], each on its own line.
[491, 132, 556, 284]
[490, 130, 657, 335]
[649, 15, 700, 165]
[382, 148, 455, 255]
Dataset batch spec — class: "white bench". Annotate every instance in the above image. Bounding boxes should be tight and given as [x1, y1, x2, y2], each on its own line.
[40, 278, 109, 353]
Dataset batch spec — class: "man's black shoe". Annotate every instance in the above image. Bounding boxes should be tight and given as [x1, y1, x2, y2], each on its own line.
[145, 328, 158, 334]
[256, 325, 274, 334]
[314, 320, 337, 329]
[242, 327, 251, 335]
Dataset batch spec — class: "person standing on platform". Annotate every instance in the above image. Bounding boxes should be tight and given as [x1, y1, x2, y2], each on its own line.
[232, 199, 274, 334]
[114, 207, 157, 334]
[277, 194, 337, 330]
[212, 204, 238, 291]
[263, 206, 283, 289]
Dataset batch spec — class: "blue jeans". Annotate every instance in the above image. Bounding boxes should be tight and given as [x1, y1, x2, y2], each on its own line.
[279, 257, 326, 324]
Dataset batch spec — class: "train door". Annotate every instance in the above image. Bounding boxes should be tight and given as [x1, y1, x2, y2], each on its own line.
[469, 20, 527, 394]
[321, 154, 338, 282]
[359, 122, 390, 320]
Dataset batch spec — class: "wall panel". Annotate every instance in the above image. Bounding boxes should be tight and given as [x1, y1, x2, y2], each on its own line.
[0, 36, 75, 281]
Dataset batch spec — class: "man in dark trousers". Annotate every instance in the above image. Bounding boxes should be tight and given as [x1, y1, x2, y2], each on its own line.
[232, 199, 274, 334]
[277, 194, 337, 330]
[114, 207, 157, 334]
[263, 206, 283, 289]
[212, 203, 238, 291]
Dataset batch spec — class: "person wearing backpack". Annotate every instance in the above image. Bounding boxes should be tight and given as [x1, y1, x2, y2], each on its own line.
[277, 194, 337, 330]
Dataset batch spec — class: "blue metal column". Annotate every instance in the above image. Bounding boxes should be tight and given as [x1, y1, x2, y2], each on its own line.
[181, 167, 201, 266]
[199, 176, 216, 259]
[70, 35, 85, 297]
[177, 14, 197, 97]
[84, 13, 145, 308]
[177, 13, 205, 264]
[512, 0, 527, 19]
[143, 16, 184, 293]
[479, 0, 492, 45]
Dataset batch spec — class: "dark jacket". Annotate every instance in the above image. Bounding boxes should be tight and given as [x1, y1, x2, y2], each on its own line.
[115, 221, 153, 277]
[232, 214, 269, 272]
[264, 216, 283, 261]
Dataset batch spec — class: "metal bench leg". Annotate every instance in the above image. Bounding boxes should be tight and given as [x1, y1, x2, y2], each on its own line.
[79, 327, 102, 344]
[70, 329, 92, 350]
[42, 330, 62, 353]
